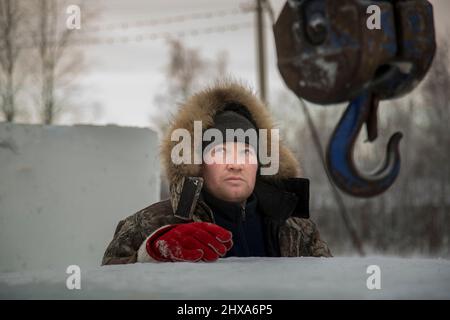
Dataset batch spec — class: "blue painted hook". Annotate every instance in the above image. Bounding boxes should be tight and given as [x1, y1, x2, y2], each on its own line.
[326, 92, 403, 197]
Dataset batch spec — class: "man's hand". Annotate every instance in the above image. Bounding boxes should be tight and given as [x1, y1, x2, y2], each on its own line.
[146, 222, 233, 262]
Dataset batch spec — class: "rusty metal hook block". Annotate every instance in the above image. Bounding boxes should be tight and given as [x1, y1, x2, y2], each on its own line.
[274, 0, 436, 197]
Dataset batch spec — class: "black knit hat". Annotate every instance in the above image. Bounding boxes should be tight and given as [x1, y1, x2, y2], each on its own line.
[203, 102, 259, 152]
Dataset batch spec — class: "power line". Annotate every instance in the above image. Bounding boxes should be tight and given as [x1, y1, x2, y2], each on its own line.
[81, 7, 251, 33]
[75, 21, 253, 46]
[11, 21, 254, 50]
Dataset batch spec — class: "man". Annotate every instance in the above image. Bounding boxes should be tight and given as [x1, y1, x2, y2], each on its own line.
[102, 81, 331, 265]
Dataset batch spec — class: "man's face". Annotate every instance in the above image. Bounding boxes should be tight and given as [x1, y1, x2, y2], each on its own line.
[202, 142, 258, 203]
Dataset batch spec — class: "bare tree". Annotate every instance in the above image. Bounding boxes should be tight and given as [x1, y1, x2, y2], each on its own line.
[150, 38, 229, 136]
[418, 35, 450, 253]
[0, 0, 26, 122]
[29, 0, 96, 124]
[151, 38, 229, 199]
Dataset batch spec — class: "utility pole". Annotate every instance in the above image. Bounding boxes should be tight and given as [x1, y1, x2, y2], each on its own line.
[256, 0, 267, 104]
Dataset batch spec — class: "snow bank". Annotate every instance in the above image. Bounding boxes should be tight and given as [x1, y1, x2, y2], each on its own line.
[0, 123, 160, 273]
[1, 256, 449, 299]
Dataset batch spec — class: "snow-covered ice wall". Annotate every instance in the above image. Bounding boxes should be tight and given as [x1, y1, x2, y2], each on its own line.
[0, 123, 160, 273]
[1, 257, 449, 299]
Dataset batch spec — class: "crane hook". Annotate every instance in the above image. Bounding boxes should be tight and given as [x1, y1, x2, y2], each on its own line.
[326, 92, 403, 197]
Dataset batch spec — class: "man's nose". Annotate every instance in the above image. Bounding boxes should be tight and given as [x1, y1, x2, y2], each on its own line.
[226, 158, 244, 170]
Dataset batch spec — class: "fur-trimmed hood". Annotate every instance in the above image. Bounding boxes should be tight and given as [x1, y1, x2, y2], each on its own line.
[100, 82, 324, 265]
[160, 81, 304, 219]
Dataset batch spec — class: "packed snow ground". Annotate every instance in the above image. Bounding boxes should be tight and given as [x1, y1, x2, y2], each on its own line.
[1, 256, 449, 299]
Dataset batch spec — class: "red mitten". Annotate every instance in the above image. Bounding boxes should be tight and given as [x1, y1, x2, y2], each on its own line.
[146, 222, 233, 262]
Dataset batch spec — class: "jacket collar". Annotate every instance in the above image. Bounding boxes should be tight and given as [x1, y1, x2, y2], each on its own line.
[201, 188, 258, 223]
[172, 176, 310, 222]
[253, 177, 310, 221]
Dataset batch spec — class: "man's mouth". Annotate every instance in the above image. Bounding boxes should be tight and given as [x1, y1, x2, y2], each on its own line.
[225, 176, 244, 182]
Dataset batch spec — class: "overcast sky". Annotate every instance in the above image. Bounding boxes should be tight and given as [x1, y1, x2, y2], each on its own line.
[70, 0, 450, 128]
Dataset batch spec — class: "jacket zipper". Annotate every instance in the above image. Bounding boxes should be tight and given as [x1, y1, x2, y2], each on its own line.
[241, 204, 246, 222]
[238, 207, 250, 255]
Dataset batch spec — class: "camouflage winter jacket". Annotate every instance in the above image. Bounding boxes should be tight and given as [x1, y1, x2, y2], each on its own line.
[102, 82, 332, 265]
